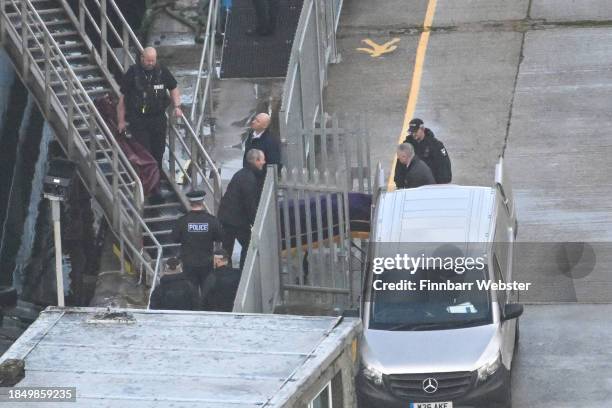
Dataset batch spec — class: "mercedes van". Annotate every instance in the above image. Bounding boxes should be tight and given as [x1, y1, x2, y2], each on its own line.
[358, 158, 522, 408]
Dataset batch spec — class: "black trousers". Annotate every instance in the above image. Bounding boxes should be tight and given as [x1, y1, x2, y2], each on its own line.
[221, 223, 252, 271]
[251, 0, 279, 34]
[129, 114, 167, 169]
[183, 264, 212, 303]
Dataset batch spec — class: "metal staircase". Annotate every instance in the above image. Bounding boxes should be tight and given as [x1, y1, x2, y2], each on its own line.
[0, 0, 222, 292]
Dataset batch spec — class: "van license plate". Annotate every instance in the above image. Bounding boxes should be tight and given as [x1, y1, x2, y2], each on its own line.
[410, 403, 453, 408]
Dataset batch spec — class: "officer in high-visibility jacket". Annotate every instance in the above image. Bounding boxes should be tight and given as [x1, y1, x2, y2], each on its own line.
[171, 191, 223, 297]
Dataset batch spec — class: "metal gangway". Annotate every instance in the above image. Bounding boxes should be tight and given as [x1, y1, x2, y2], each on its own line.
[0, 0, 222, 295]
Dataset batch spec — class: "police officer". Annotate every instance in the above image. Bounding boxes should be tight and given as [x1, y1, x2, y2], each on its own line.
[395, 143, 435, 189]
[394, 118, 452, 187]
[117, 47, 183, 169]
[171, 190, 223, 297]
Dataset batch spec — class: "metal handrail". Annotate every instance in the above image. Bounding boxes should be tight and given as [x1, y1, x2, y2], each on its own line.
[115, 188, 162, 297]
[2, 0, 143, 205]
[176, 116, 222, 210]
[190, 0, 219, 126]
[0, 0, 162, 290]
[83, 0, 223, 212]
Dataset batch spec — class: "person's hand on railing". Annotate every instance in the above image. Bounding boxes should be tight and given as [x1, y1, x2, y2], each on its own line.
[173, 105, 183, 119]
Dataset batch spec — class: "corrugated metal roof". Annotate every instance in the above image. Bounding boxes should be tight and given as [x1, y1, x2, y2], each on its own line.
[0, 308, 360, 407]
[374, 186, 495, 256]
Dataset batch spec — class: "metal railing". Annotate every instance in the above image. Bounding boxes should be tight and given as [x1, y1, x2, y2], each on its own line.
[67, 0, 222, 211]
[0, 0, 163, 288]
[189, 0, 219, 132]
[280, 0, 343, 169]
[233, 166, 281, 313]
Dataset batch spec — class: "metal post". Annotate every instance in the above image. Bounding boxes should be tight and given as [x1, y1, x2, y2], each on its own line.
[43, 34, 50, 115]
[49, 198, 65, 307]
[100, 0, 108, 67]
[1, 0, 6, 45]
[79, 0, 85, 32]
[20, 0, 29, 79]
[67, 79, 75, 159]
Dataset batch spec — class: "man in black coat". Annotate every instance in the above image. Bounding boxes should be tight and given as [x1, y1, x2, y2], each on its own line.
[218, 149, 266, 270]
[171, 190, 223, 296]
[394, 118, 452, 186]
[149, 258, 200, 310]
[395, 143, 435, 189]
[243, 113, 281, 170]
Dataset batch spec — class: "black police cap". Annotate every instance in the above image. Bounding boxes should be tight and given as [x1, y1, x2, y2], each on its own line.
[408, 118, 424, 134]
[186, 190, 206, 202]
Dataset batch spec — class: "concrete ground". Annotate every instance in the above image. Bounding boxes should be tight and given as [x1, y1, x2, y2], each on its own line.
[512, 304, 612, 407]
[325, 0, 612, 406]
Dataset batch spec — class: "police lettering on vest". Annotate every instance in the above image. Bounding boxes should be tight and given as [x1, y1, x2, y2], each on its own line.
[188, 223, 209, 232]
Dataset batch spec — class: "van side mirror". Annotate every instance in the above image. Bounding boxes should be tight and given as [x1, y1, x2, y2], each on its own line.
[502, 304, 523, 321]
[342, 308, 360, 318]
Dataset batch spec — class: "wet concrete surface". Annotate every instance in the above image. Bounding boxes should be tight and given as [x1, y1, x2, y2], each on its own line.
[512, 304, 612, 407]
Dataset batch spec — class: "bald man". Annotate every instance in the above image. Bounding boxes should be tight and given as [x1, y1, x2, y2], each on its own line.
[118, 47, 183, 170]
[243, 113, 281, 169]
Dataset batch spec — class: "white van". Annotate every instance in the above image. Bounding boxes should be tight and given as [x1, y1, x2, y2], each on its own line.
[358, 158, 522, 408]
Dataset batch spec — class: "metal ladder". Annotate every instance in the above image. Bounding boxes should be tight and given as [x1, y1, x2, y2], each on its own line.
[0, 0, 222, 289]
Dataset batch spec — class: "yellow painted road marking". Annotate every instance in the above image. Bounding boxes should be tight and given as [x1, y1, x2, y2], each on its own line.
[387, 0, 438, 190]
[357, 38, 401, 58]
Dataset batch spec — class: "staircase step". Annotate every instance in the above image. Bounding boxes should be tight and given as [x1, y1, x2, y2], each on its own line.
[28, 41, 83, 53]
[57, 87, 109, 100]
[144, 215, 182, 223]
[35, 53, 90, 64]
[14, 19, 71, 31]
[32, 30, 78, 39]
[144, 230, 173, 236]
[69, 64, 100, 73]
[144, 202, 183, 210]
[7, 8, 65, 21]
[52, 76, 105, 87]
[144, 243, 180, 251]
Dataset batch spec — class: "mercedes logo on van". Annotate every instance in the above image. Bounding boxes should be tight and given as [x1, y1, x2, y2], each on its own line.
[422, 378, 439, 394]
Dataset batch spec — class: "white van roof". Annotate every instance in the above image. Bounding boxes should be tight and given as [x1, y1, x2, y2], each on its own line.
[0, 307, 360, 407]
[374, 185, 495, 247]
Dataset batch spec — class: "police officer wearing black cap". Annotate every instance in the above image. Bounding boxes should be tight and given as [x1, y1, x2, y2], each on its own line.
[171, 190, 223, 297]
[394, 118, 452, 188]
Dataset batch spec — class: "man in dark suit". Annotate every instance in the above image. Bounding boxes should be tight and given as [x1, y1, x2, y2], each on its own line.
[243, 113, 281, 170]
[218, 149, 267, 270]
[248, 0, 280, 36]
[395, 143, 435, 189]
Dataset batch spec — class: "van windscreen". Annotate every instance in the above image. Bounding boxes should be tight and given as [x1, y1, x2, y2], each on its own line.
[368, 267, 492, 331]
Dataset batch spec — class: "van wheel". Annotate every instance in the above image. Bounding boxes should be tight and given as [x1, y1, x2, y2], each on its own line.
[515, 319, 520, 347]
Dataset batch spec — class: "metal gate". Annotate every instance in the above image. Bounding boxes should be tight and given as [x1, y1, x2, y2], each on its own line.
[234, 114, 371, 314]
